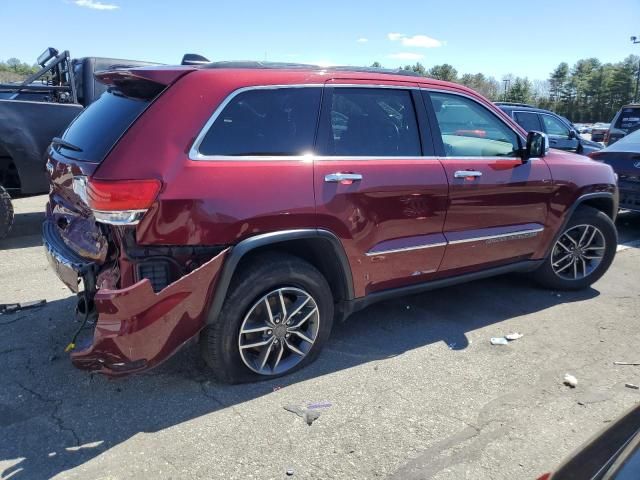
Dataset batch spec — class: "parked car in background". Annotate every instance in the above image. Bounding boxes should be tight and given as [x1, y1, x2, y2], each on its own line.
[574, 123, 593, 134]
[590, 128, 640, 212]
[591, 122, 611, 143]
[496, 103, 602, 154]
[538, 404, 640, 480]
[606, 104, 640, 146]
[44, 62, 618, 382]
[0, 47, 156, 239]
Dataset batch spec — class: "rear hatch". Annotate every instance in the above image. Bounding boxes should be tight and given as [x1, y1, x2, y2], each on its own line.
[46, 67, 193, 265]
[608, 106, 640, 145]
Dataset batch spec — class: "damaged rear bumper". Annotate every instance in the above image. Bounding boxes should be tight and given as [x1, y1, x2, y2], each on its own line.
[71, 248, 228, 375]
[43, 219, 229, 376]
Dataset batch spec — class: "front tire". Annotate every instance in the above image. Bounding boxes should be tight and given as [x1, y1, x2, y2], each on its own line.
[0, 185, 14, 240]
[533, 206, 617, 290]
[200, 253, 334, 384]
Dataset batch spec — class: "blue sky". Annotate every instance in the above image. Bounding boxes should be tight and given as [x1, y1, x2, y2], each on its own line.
[1, 0, 639, 81]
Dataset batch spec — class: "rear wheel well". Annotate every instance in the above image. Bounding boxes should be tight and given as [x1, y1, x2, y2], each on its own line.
[233, 238, 351, 303]
[578, 196, 615, 220]
[0, 156, 21, 191]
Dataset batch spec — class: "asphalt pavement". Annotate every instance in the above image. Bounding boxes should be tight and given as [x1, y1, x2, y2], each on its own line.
[1, 195, 639, 480]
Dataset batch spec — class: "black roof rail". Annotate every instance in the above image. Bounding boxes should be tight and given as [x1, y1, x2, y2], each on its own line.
[201, 61, 422, 77]
[494, 101, 535, 108]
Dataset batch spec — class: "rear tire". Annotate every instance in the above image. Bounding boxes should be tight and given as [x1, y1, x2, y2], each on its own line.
[0, 185, 14, 240]
[532, 206, 617, 290]
[200, 253, 334, 384]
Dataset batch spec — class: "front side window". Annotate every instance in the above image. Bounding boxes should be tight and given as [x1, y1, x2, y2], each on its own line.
[428, 92, 520, 157]
[198, 87, 321, 156]
[514, 111, 542, 132]
[541, 114, 570, 138]
[318, 88, 421, 156]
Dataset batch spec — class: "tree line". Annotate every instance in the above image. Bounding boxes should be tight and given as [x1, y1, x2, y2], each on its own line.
[0, 58, 39, 83]
[374, 56, 640, 123]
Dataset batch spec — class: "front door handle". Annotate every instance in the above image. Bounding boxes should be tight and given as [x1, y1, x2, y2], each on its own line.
[454, 170, 482, 179]
[324, 173, 363, 184]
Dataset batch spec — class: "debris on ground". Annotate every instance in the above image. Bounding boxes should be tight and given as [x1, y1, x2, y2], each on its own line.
[625, 383, 639, 390]
[307, 401, 332, 410]
[564, 374, 578, 388]
[614, 361, 640, 366]
[286, 469, 295, 476]
[0, 299, 46, 315]
[490, 337, 509, 345]
[505, 333, 524, 341]
[284, 405, 322, 426]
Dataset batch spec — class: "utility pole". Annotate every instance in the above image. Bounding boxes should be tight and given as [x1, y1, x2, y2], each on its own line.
[502, 78, 510, 101]
[632, 36, 640, 103]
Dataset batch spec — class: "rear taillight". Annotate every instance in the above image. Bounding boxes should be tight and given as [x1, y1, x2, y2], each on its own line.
[75, 177, 161, 225]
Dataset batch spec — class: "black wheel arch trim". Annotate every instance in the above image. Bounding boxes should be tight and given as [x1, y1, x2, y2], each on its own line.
[545, 191, 618, 259]
[206, 228, 354, 325]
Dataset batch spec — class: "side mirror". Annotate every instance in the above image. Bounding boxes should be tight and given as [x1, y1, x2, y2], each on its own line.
[523, 131, 549, 160]
[568, 130, 576, 140]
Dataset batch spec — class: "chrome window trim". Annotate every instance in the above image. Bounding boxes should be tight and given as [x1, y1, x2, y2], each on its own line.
[447, 227, 544, 245]
[366, 242, 447, 257]
[189, 83, 422, 161]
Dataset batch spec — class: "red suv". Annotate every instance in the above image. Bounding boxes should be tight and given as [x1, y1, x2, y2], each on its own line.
[44, 63, 618, 383]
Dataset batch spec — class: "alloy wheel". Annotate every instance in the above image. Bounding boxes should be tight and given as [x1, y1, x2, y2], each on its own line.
[238, 287, 320, 375]
[551, 224, 606, 280]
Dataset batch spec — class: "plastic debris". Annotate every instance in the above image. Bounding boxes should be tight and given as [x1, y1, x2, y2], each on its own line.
[490, 337, 509, 345]
[284, 405, 321, 426]
[505, 333, 524, 341]
[286, 469, 295, 476]
[0, 300, 46, 315]
[625, 383, 639, 390]
[564, 374, 578, 388]
[307, 401, 332, 410]
[614, 362, 640, 366]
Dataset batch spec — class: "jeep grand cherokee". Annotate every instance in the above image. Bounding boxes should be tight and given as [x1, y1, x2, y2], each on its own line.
[43, 62, 618, 383]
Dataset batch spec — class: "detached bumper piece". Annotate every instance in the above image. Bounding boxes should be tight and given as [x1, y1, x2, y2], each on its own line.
[70, 248, 229, 375]
[43, 220, 95, 292]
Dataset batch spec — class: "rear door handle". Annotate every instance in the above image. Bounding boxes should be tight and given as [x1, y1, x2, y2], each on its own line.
[454, 170, 482, 179]
[324, 173, 363, 184]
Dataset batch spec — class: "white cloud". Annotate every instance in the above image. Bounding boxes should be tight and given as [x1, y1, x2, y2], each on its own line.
[356, 37, 369, 43]
[74, 0, 119, 10]
[388, 32, 444, 48]
[388, 52, 425, 60]
[400, 35, 443, 48]
[387, 32, 405, 41]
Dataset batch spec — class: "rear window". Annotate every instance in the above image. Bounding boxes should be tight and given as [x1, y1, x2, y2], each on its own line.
[198, 87, 322, 156]
[58, 91, 151, 162]
[615, 107, 640, 133]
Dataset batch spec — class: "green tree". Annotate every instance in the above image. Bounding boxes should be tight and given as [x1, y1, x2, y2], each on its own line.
[428, 64, 458, 82]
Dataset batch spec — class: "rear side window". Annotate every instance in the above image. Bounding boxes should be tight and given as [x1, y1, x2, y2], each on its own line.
[614, 107, 640, 133]
[59, 91, 151, 162]
[198, 87, 321, 156]
[514, 111, 542, 132]
[428, 92, 519, 157]
[317, 88, 421, 156]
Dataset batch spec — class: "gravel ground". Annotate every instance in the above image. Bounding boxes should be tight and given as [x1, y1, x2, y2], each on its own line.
[1, 195, 639, 480]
